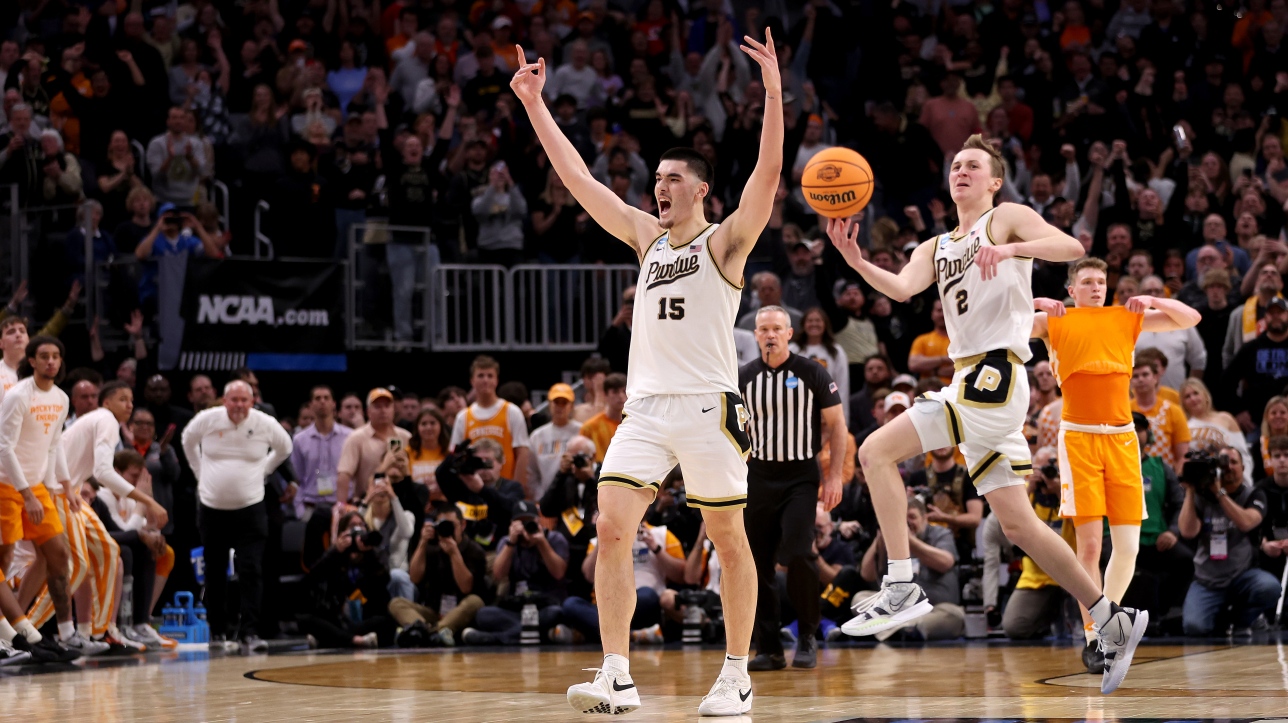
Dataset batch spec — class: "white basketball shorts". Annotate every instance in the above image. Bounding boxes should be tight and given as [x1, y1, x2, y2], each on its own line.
[906, 350, 1033, 495]
[599, 392, 751, 509]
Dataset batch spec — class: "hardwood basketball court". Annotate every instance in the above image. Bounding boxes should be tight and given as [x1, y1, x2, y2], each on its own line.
[3, 639, 1287, 722]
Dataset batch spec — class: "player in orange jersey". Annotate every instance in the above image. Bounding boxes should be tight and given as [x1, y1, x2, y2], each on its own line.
[1031, 257, 1200, 673]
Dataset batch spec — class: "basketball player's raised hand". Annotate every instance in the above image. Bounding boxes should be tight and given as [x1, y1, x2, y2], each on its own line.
[973, 243, 1016, 281]
[740, 28, 780, 94]
[825, 216, 863, 267]
[509, 45, 545, 105]
[1033, 297, 1066, 317]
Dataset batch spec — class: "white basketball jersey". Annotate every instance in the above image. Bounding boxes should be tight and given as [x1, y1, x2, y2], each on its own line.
[932, 208, 1034, 363]
[628, 223, 740, 398]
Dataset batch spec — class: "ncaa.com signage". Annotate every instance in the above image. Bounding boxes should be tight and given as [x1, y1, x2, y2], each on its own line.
[178, 260, 345, 371]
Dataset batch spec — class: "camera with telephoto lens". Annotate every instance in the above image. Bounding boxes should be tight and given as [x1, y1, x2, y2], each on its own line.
[434, 518, 456, 541]
[571, 453, 592, 469]
[1182, 449, 1229, 492]
[1040, 462, 1059, 481]
[449, 446, 490, 475]
[349, 526, 383, 548]
[522, 519, 540, 535]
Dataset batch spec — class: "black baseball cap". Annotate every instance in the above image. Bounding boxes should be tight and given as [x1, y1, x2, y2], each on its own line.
[511, 499, 539, 520]
[1268, 296, 1288, 312]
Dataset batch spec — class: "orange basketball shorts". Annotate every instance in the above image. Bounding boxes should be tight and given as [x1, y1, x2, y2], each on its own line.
[0, 483, 64, 546]
[1057, 423, 1145, 526]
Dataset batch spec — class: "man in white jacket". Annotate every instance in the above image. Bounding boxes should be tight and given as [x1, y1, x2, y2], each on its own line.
[182, 380, 292, 653]
[24, 380, 170, 652]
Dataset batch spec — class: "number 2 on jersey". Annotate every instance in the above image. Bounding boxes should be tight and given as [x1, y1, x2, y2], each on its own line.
[954, 289, 968, 315]
[657, 297, 686, 320]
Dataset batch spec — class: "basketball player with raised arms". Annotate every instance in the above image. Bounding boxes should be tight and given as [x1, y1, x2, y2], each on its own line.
[826, 135, 1147, 695]
[1030, 258, 1199, 673]
[512, 31, 781, 717]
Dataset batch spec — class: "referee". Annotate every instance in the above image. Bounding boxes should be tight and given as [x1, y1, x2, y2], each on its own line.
[740, 305, 846, 671]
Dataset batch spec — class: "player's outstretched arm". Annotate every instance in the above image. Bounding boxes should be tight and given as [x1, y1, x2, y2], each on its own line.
[975, 202, 1085, 280]
[510, 47, 657, 255]
[826, 216, 936, 303]
[1127, 295, 1202, 331]
[717, 29, 784, 255]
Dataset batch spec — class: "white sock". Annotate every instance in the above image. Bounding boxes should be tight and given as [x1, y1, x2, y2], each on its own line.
[58, 621, 76, 641]
[77, 622, 93, 638]
[602, 653, 629, 675]
[887, 558, 914, 583]
[16, 619, 41, 643]
[1084, 622, 1097, 644]
[0, 619, 15, 643]
[1089, 596, 1113, 630]
[721, 654, 749, 678]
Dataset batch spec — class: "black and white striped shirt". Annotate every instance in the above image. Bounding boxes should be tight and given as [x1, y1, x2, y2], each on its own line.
[739, 353, 842, 464]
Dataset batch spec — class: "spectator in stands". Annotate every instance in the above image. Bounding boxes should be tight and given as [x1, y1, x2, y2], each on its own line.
[737, 272, 803, 331]
[146, 106, 210, 206]
[527, 384, 582, 500]
[39, 130, 82, 206]
[291, 385, 352, 519]
[1223, 262, 1285, 368]
[337, 387, 412, 504]
[384, 132, 435, 343]
[395, 391, 419, 432]
[0, 103, 43, 203]
[581, 372, 625, 463]
[908, 300, 953, 384]
[1179, 443, 1280, 635]
[791, 307, 850, 419]
[1222, 297, 1288, 434]
[123, 407, 179, 535]
[188, 375, 215, 413]
[907, 446, 983, 562]
[817, 279, 880, 392]
[1256, 436, 1288, 580]
[596, 287, 634, 374]
[449, 356, 530, 489]
[573, 358, 611, 424]
[1196, 269, 1235, 393]
[391, 502, 487, 648]
[849, 354, 893, 432]
[360, 473, 414, 583]
[66, 378, 98, 428]
[538, 435, 599, 598]
[338, 392, 365, 429]
[133, 203, 223, 318]
[140, 374, 194, 439]
[471, 160, 527, 267]
[547, 40, 602, 109]
[436, 438, 525, 550]
[297, 510, 395, 648]
[113, 186, 156, 257]
[1131, 355, 1192, 471]
[407, 408, 448, 491]
[269, 141, 334, 258]
[65, 200, 114, 288]
[463, 499, 569, 645]
[856, 496, 963, 640]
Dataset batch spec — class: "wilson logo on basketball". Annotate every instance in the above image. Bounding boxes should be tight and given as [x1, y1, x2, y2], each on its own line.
[815, 164, 842, 182]
[807, 189, 856, 205]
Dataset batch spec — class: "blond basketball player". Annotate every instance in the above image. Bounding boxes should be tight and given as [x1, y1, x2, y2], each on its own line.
[513, 30, 782, 717]
[826, 135, 1147, 695]
[1030, 257, 1199, 672]
[24, 381, 170, 651]
[0, 336, 89, 660]
[0, 317, 28, 391]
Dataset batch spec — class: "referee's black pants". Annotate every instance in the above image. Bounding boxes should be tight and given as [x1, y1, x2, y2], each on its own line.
[746, 460, 821, 657]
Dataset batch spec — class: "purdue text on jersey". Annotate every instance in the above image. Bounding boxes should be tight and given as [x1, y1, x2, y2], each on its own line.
[645, 255, 701, 290]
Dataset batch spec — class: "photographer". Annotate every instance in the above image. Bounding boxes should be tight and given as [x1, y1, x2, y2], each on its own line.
[538, 435, 599, 598]
[360, 471, 415, 600]
[1179, 444, 1280, 635]
[296, 511, 396, 649]
[390, 503, 487, 648]
[1256, 436, 1288, 578]
[436, 439, 525, 550]
[462, 500, 569, 645]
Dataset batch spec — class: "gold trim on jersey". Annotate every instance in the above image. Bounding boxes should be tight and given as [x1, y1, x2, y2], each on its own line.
[1011, 460, 1033, 474]
[686, 493, 748, 510]
[954, 349, 1024, 372]
[666, 223, 715, 250]
[947, 207, 996, 242]
[944, 401, 964, 446]
[968, 451, 1004, 484]
[984, 208, 998, 246]
[599, 473, 662, 500]
[719, 392, 753, 459]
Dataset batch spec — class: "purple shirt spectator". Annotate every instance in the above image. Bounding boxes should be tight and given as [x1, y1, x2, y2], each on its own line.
[291, 421, 354, 515]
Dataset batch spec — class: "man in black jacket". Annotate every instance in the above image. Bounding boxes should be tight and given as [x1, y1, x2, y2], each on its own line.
[297, 511, 396, 648]
[390, 503, 487, 648]
[538, 435, 600, 598]
[436, 439, 525, 551]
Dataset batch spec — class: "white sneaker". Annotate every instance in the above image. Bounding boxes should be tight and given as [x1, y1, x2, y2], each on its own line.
[697, 673, 753, 716]
[131, 624, 178, 650]
[1097, 605, 1148, 694]
[630, 624, 663, 645]
[63, 632, 111, 656]
[841, 576, 933, 637]
[567, 667, 641, 715]
[107, 624, 148, 652]
[0, 637, 31, 666]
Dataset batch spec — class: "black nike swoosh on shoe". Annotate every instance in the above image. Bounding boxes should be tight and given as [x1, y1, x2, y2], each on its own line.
[612, 680, 636, 691]
[739, 689, 752, 701]
[702, 406, 716, 413]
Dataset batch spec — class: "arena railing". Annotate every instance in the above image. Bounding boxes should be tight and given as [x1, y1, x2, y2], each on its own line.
[347, 222, 437, 350]
[508, 264, 637, 351]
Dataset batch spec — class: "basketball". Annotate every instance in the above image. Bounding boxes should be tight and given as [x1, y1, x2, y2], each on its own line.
[801, 147, 874, 218]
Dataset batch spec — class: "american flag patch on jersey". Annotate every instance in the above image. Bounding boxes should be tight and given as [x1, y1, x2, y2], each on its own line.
[690, 244, 702, 253]
[829, 382, 838, 393]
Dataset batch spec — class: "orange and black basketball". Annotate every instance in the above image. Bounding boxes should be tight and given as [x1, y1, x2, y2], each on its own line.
[801, 147, 874, 218]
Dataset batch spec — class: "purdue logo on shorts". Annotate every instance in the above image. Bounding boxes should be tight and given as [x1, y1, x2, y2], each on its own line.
[959, 357, 1015, 408]
[721, 392, 753, 457]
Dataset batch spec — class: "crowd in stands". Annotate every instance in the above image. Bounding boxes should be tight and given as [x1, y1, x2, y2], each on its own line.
[2, 0, 1288, 649]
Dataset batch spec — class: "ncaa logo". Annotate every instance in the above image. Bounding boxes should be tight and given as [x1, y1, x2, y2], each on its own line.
[815, 164, 842, 182]
[785, 376, 800, 389]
